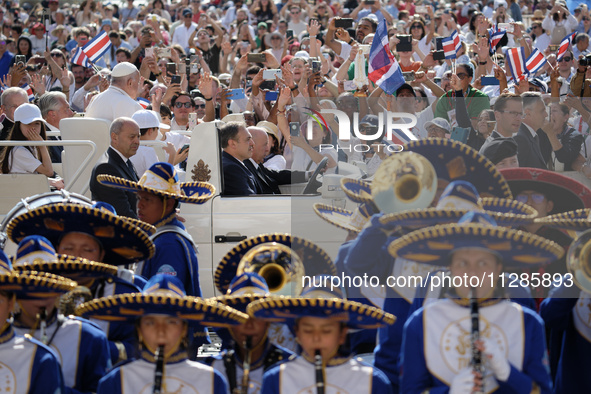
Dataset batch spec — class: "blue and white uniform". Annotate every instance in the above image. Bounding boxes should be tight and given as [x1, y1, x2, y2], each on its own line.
[539, 282, 591, 393]
[13, 313, 110, 394]
[0, 325, 65, 394]
[97, 349, 229, 394]
[261, 354, 393, 394]
[401, 298, 552, 394]
[208, 341, 292, 394]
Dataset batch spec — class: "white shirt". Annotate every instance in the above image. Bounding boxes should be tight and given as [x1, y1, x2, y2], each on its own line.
[163, 131, 190, 151]
[290, 145, 337, 174]
[533, 33, 551, 53]
[8, 146, 41, 174]
[85, 86, 142, 122]
[288, 21, 308, 38]
[29, 35, 49, 55]
[130, 145, 158, 178]
[172, 22, 198, 51]
[264, 154, 287, 171]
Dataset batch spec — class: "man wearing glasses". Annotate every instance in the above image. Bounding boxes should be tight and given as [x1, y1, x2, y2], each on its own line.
[170, 92, 195, 131]
[287, 6, 307, 37]
[194, 13, 224, 74]
[172, 8, 198, 51]
[479, 93, 522, 155]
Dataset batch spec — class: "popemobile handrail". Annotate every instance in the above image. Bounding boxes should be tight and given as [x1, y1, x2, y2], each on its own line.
[0, 140, 97, 192]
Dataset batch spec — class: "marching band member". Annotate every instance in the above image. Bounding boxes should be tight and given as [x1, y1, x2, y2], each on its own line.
[6, 201, 155, 364]
[391, 212, 561, 393]
[207, 272, 293, 393]
[0, 249, 71, 393]
[10, 235, 111, 394]
[250, 275, 396, 394]
[77, 274, 247, 394]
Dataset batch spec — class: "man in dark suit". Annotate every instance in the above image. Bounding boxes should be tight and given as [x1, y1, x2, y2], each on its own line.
[220, 121, 259, 196]
[90, 117, 140, 218]
[244, 127, 306, 194]
[514, 92, 548, 169]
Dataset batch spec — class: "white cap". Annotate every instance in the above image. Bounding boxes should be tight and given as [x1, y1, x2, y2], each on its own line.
[494, 0, 507, 8]
[111, 62, 138, 78]
[294, 50, 310, 59]
[14, 104, 45, 125]
[132, 110, 169, 130]
[425, 118, 452, 133]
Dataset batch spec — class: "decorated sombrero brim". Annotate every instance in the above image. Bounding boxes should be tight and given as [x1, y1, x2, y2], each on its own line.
[340, 178, 375, 204]
[388, 212, 564, 268]
[248, 296, 395, 329]
[76, 294, 248, 327]
[98, 175, 215, 205]
[0, 271, 77, 299]
[6, 203, 155, 265]
[500, 167, 591, 214]
[379, 197, 537, 228]
[313, 203, 373, 233]
[404, 138, 512, 198]
[12, 254, 119, 281]
[534, 209, 591, 232]
[214, 234, 337, 294]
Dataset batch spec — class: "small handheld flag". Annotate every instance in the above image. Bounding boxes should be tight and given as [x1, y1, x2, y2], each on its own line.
[525, 48, 547, 76]
[505, 47, 527, 82]
[368, 19, 405, 95]
[557, 32, 576, 62]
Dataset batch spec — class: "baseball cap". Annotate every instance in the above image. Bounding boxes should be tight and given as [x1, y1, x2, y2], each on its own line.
[395, 83, 416, 97]
[14, 104, 45, 125]
[359, 114, 379, 128]
[182, 8, 193, 17]
[424, 118, 452, 133]
[132, 110, 169, 130]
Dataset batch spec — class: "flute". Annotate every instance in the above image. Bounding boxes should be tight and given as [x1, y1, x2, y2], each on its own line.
[153, 345, 165, 394]
[314, 349, 325, 394]
[240, 336, 252, 394]
[470, 288, 484, 394]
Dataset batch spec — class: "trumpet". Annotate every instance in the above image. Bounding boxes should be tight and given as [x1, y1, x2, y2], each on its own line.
[567, 229, 591, 293]
[237, 242, 305, 296]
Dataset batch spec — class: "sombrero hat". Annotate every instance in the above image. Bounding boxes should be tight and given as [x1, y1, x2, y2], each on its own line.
[341, 178, 374, 205]
[7, 203, 155, 265]
[379, 180, 537, 229]
[0, 248, 77, 299]
[214, 234, 336, 294]
[500, 167, 591, 214]
[388, 211, 564, 268]
[247, 275, 396, 329]
[404, 138, 512, 198]
[212, 272, 270, 313]
[313, 202, 376, 233]
[76, 274, 248, 327]
[534, 209, 591, 232]
[97, 162, 216, 204]
[11, 234, 119, 281]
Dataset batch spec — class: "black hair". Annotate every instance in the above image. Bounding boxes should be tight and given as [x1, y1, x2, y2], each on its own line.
[0, 121, 48, 174]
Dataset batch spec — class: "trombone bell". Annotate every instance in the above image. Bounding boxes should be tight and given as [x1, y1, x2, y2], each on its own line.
[567, 229, 591, 293]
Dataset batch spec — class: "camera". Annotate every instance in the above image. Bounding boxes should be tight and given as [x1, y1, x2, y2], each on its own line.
[580, 54, 591, 67]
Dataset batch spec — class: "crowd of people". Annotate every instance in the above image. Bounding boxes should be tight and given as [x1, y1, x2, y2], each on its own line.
[0, 0, 591, 393]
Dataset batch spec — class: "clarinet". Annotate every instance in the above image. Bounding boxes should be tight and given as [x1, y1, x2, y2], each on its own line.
[37, 308, 48, 345]
[470, 288, 484, 394]
[314, 349, 325, 394]
[153, 345, 165, 394]
[240, 336, 252, 394]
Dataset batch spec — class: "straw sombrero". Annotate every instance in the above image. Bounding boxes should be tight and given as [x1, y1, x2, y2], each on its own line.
[98, 162, 215, 204]
[247, 275, 396, 329]
[214, 234, 336, 294]
[76, 275, 247, 328]
[404, 138, 512, 198]
[500, 167, 591, 214]
[212, 272, 270, 313]
[7, 203, 155, 265]
[534, 209, 591, 232]
[388, 212, 564, 268]
[313, 202, 376, 233]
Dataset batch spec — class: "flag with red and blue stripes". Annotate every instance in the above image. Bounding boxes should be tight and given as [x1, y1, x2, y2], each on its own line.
[557, 32, 576, 61]
[137, 97, 150, 109]
[525, 48, 547, 76]
[488, 25, 506, 53]
[21, 84, 35, 102]
[82, 31, 112, 63]
[71, 47, 90, 67]
[389, 127, 418, 145]
[505, 47, 527, 82]
[442, 30, 461, 59]
[368, 19, 405, 95]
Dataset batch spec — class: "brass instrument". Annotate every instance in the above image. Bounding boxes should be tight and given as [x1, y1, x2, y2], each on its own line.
[59, 286, 93, 316]
[470, 288, 484, 394]
[567, 229, 591, 293]
[153, 345, 165, 394]
[314, 349, 325, 394]
[236, 243, 305, 296]
[239, 336, 252, 394]
[370, 152, 438, 214]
